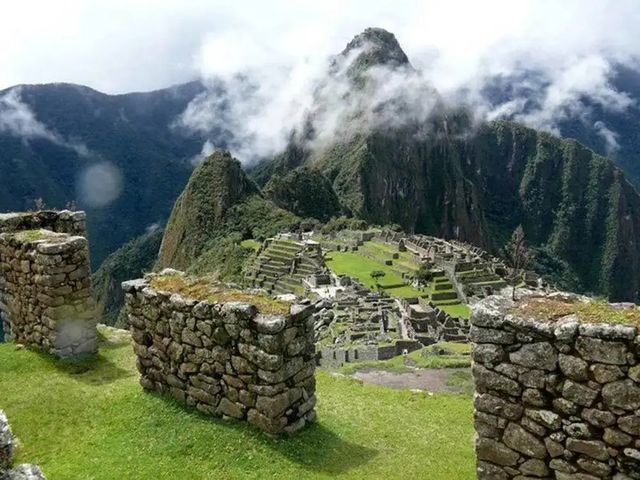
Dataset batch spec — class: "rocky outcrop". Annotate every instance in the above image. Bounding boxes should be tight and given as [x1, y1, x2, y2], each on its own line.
[122, 276, 316, 435]
[470, 293, 640, 479]
[0, 411, 46, 479]
[0, 211, 97, 358]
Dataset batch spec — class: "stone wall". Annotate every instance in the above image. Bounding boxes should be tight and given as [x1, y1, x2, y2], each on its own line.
[471, 294, 640, 479]
[0, 210, 97, 358]
[0, 210, 86, 236]
[0, 410, 46, 479]
[122, 278, 317, 435]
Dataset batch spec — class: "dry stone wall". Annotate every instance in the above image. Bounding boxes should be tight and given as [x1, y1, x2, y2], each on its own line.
[122, 277, 317, 435]
[470, 294, 640, 479]
[0, 210, 97, 358]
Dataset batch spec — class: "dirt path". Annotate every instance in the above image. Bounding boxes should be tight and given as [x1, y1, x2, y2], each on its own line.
[351, 368, 470, 392]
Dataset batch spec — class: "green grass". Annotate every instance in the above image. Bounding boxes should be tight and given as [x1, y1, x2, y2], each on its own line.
[325, 251, 423, 298]
[436, 303, 471, 319]
[240, 239, 262, 251]
[0, 330, 474, 480]
[339, 344, 471, 375]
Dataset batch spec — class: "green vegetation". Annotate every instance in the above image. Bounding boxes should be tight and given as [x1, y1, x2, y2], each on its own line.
[240, 239, 261, 251]
[0, 330, 475, 479]
[14, 229, 56, 242]
[512, 297, 640, 327]
[157, 152, 298, 272]
[325, 251, 422, 298]
[264, 167, 343, 221]
[92, 228, 164, 326]
[339, 343, 472, 375]
[150, 273, 291, 315]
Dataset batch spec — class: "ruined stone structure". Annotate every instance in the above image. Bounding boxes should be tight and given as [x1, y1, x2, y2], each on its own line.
[122, 277, 317, 435]
[0, 410, 46, 479]
[246, 236, 324, 295]
[471, 293, 640, 479]
[0, 211, 97, 358]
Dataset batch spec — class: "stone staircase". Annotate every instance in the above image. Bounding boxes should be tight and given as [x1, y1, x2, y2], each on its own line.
[246, 238, 323, 295]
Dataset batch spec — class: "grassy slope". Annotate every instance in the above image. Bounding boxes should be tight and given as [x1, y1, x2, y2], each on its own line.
[0, 331, 474, 480]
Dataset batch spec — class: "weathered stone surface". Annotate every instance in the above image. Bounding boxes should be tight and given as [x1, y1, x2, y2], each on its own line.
[473, 365, 522, 396]
[503, 422, 546, 459]
[0, 410, 14, 470]
[566, 438, 609, 461]
[4, 464, 47, 480]
[602, 380, 640, 411]
[472, 344, 506, 365]
[575, 336, 628, 365]
[475, 393, 523, 420]
[558, 354, 589, 381]
[562, 380, 599, 407]
[476, 438, 519, 466]
[509, 342, 557, 371]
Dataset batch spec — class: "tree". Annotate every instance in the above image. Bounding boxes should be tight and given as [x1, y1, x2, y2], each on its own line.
[414, 265, 433, 285]
[370, 270, 386, 291]
[502, 226, 533, 300]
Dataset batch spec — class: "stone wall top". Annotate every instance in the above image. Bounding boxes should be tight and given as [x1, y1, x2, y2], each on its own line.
[0, 210, 86, 236]
[472, 291, 639, 343]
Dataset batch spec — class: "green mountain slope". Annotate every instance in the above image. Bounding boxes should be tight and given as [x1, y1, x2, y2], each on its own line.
[92, 228, 164, 326]
[158, 151, 299, 271]
[252, 29, 640, 302]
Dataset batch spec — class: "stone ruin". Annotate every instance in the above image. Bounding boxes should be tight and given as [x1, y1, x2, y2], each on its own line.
[471, 292, 640, 479]
[246, 235, 324, 296]
[0, 211, 97, 358]
[122, 275, 317, 435]
[0, 410, 46, 479]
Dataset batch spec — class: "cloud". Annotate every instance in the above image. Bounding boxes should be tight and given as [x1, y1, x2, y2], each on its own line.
[2, 1, 640, 163]
[0, 87, 124, 208]
[0, 88, 93, 157]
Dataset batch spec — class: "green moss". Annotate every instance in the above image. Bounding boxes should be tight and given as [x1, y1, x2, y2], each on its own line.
[512, 297, 640, 327]
[149, 273, 290, 315]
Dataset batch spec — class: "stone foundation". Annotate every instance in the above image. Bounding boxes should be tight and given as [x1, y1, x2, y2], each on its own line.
[471, 293, 640, 479]
[0, 211, 97, 358]
[122, 277, 317, 435]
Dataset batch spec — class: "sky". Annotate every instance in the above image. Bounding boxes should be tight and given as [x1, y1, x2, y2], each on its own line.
[1, 0, 639, 94]
[1, 0, 639, 164]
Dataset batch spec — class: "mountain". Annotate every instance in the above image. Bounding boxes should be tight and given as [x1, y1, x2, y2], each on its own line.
[251, 28, 640, 301]
[157, 151, 299, 271]
[92, 227, 164, 326]
[0, 81, 209, 265]
[481, 64, 640, 188]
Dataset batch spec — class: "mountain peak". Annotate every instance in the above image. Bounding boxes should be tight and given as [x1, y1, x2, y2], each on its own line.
[340, 28, 410, 70]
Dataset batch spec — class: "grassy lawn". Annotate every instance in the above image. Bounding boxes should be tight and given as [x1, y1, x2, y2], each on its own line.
[325, 251, 423, 298]
[0, 329, 475, 480]
[437, 303, 471, 319]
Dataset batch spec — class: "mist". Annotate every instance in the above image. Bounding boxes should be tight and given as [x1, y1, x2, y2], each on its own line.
[2, 1, 640, 164]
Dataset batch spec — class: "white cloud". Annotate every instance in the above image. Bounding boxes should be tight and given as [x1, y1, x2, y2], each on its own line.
[0, 88, 92, 157]
[1, 0, 639, 163]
